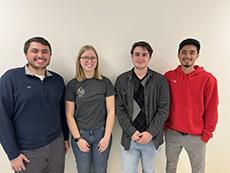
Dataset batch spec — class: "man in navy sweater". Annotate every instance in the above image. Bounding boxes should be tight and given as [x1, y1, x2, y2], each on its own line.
[0, 37, 69, 173]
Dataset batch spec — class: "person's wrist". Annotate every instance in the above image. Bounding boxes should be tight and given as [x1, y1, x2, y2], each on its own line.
[103, 134, 110, 140]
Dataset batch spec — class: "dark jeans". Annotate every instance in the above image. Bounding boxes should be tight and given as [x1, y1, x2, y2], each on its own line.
[71, 127, 112, 173]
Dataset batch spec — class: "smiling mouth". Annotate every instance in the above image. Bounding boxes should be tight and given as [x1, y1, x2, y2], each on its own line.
[183, 58, 191, 61]
[37, 59, 46, 61]
[35, 57, 46, 62]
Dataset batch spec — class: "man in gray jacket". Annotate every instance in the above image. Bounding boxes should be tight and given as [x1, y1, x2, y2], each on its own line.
[115, 41, 170, 173]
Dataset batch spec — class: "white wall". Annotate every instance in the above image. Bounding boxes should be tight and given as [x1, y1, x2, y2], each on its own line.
[0, 0, 230, 172]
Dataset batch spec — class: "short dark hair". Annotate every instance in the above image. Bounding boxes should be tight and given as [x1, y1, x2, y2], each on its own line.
[178, 38, 200, 54]
[130, 41, 153, 57]
[24, 37, 52, 55]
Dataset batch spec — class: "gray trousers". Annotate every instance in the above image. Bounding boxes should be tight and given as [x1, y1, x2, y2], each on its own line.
[16, 134, 65, 173]
[165, 129, 206, 173]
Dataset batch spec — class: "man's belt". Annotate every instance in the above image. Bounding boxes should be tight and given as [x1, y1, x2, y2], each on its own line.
[178, 131, 188, 136]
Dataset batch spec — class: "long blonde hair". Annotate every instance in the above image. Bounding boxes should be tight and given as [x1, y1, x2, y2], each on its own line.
[76, 45, 102, 81]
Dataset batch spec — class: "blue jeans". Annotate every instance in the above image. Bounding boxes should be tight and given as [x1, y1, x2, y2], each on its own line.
[121, 140, 157, 173]
[71, 127, 112, 173]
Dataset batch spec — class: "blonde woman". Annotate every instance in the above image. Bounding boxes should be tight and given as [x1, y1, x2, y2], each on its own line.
[65, 45, 115, 173]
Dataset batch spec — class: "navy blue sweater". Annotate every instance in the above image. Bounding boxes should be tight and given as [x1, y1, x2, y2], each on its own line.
[0, 66, 69, 160]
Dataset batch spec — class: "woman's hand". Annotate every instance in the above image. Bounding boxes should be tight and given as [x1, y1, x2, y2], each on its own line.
[98, 137, 110, 153]
[77, 138, 90, 152]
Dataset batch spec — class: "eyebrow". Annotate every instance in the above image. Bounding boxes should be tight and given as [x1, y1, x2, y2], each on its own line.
[31, 48, 49, 51]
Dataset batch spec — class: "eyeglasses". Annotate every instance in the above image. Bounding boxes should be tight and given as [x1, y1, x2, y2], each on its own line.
[80, 56, 97, 61]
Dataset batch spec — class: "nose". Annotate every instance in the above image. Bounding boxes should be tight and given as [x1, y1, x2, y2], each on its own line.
[137, 55, 145, 59]
[37, 51, 43, 57]
[87, 58, 93, 62]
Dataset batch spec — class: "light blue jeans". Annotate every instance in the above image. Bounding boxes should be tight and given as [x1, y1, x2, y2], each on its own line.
[71, 127, 112, 173]
[121, 140, 158, 173]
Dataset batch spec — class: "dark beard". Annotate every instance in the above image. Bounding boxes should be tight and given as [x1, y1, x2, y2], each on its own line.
[183, 63, 192, 68]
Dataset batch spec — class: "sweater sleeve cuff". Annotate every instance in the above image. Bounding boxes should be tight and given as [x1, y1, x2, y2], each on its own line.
[147, 127, 158, 138]
[201, 134, 211, 143]
[129, 127, 137, 137]
[201, 130, 214, 143]
[8, 151, 20, 161]
[63, 130, 69, 141]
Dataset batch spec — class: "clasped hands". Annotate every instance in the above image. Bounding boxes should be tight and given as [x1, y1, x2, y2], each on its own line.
[131, 131, 153, 144]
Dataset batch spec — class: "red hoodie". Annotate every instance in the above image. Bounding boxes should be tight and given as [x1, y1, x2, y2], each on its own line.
[164, 65, 218, 143]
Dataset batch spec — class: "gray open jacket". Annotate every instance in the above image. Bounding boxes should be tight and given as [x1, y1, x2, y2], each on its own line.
[115, 69, 170, 150]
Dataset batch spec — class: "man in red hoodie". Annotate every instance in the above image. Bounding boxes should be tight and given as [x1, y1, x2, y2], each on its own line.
[164, 38, 218, 173]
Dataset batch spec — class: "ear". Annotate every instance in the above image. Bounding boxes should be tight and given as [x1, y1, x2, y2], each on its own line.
[196, 53, 199, 60]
